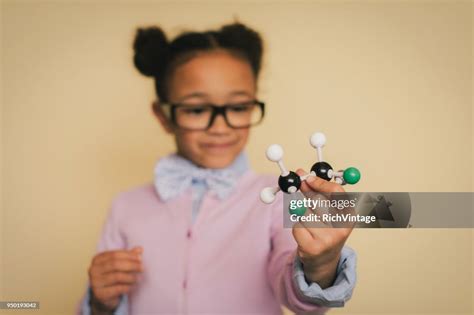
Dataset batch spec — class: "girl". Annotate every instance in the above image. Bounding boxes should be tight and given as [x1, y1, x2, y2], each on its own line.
[78, 22, 356, 315]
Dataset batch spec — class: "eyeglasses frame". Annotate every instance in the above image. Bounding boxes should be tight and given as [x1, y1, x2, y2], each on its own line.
[154, 99, 265, 131]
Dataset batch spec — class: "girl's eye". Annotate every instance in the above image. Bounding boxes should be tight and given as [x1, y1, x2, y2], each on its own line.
[228, 104, 251, 112]
[181, 107, 209, 115]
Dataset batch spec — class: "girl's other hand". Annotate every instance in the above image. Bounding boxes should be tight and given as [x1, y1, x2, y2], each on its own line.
[88, 246, 143, 313]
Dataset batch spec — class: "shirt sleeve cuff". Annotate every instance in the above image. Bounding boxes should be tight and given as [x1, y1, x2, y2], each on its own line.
[293, 246, 357, 307]
[80, 287, 129, 315]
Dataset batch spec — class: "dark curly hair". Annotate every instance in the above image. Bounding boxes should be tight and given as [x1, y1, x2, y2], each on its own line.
[133, 22, 264, 102]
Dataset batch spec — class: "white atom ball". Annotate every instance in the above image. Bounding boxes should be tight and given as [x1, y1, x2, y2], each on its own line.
[266, 144, 284, 162]
[260, 187, 277, 204]
[310, 132, 326, 148]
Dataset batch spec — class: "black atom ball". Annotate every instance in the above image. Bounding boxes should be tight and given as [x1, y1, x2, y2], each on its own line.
[278, 171, 302, 193]
[310, 162, 333, 181]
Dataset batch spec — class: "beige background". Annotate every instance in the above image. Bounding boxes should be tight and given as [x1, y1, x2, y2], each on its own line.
[1, 0, 473, 314]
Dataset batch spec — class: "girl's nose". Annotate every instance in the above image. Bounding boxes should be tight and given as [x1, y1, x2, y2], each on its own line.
[207, 114, 231, 133]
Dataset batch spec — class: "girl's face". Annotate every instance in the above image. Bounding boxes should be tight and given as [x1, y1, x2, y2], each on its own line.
[155, 50, 257, 169]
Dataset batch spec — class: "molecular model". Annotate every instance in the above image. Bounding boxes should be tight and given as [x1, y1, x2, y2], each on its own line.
[260, 132, 361, 204]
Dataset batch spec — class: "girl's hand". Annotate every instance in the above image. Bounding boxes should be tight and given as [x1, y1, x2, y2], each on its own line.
[88, 246, 143, 313]
[292, 170, 354, 289]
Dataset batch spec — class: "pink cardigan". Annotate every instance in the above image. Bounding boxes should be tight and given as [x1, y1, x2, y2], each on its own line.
[77, 170, 330, 314]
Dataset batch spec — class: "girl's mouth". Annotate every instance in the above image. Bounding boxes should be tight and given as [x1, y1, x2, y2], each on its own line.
[200, 140, 239, 151]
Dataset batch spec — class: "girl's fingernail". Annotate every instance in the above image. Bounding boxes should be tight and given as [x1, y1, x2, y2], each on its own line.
[306, 175, 316, 183]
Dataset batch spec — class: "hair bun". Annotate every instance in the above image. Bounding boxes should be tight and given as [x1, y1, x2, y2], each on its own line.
[218, 23, 263, 76]
[133, 27, 169, 77]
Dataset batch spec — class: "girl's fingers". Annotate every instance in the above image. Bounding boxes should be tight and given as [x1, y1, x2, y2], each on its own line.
[295, 168, 344, 194]
[294, 168, 324, 204]
[93, 249, 141, 265]
[88, 247, 145, 308]
[294, 169, 355, 232]
[99, 259, 143, 274]
[93, 271, 139, 288]
[89, 256, 142, 277]
[305, 175, 345, 194]
[130, 246, 143, 255]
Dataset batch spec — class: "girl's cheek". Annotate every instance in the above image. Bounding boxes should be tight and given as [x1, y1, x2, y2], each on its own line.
[237, 129, 250, 145]
[177, 131, 209, 158]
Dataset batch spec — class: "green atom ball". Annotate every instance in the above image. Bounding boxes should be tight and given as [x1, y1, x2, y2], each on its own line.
[289, 205, 307, 217]
[343, 167, 361, 184]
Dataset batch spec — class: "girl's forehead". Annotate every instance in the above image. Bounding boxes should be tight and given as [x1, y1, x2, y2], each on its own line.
[168, 51, 257, 102]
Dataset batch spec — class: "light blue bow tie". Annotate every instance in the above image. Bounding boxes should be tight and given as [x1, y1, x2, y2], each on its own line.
[154, 152, 249, 201]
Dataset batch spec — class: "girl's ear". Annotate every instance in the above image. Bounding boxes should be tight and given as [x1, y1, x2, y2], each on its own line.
[151, 101, 174, 134]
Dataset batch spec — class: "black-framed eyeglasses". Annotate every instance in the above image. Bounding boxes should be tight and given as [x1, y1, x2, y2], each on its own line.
[156, 100, 265, 131]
